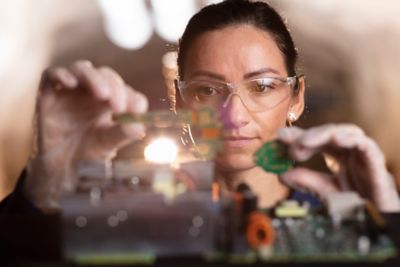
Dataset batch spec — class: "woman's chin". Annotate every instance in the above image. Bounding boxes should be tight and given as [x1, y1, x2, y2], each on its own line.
[215, 153, 255, 172]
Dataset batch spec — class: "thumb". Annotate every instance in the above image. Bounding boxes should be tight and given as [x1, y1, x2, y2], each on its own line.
[79, 123, 145, 162]
[96, 123, 146, 152]
[280, 167, 340, 200]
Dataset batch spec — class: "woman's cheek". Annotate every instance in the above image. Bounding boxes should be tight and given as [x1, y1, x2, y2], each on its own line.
[254, 109, 288, 142]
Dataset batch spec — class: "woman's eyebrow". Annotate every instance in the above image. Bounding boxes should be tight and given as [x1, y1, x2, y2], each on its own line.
[243, 67, 280, 79]
[188, 70, 226, 81]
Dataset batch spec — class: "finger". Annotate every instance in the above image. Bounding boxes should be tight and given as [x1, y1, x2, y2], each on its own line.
[299, 123, 364, 148]
[121, 123, 146, 140]
[96, 123, 146, 152]
[341, 136, 387, 185]
[289, 145, 319, 162]
[288, 124, 366, 161]
[278, 127, 317, 161]
[360, 137, 386, 168]
[125, 85, 149, 115]
[277, 126, 304, 144]
[70, 60, 111, 100]
[280, 167, 340, 200]
[98, 66, 127, 113]
[120, 86, 148, 137]
[42, 67, 79, 90]
[317, 131, 382, 167]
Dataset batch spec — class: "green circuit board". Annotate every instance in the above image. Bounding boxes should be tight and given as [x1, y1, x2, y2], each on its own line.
[71, 210, 397, 265]
[261, 215, 396, 262]
[206, 212, 396, 264]
[254, 140, 293, 174]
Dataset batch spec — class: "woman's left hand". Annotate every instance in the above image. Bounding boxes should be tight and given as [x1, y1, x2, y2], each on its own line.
[278, 124, 400, 212]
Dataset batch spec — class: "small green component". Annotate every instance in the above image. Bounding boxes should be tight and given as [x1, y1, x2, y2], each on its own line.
[254, 140, 293, 174]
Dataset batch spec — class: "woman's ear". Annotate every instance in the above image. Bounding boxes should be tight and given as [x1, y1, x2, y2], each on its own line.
[289, 76, 305, 120]
[173, 81, 184, 111]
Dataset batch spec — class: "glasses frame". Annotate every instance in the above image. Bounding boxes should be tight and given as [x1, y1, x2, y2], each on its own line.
[174, 75, 303, 111]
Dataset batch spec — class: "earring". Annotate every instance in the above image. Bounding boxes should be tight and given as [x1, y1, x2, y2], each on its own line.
[287, 112, 297, 127]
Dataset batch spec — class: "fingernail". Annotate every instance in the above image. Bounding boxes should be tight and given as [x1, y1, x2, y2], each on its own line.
[66, 76, 78, 88]
[135, 95, 149, 114]
[280, 172, 308, 193]
[123, 123, 146, 140]
[278, 127, 290, 140]
[119, 100, 128, 113]
[80, 60, 93, 68]
[99, 84, 111, 99]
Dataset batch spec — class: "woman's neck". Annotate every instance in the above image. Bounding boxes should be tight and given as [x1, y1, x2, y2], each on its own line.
[216, 167, 289, 208]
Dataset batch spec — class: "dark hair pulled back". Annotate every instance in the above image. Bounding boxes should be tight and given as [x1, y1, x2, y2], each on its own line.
[177, 0, 298, 79]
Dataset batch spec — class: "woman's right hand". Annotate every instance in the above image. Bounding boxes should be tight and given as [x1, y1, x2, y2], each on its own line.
[278, 124, 400, 213]
[26, 60, 148, 210]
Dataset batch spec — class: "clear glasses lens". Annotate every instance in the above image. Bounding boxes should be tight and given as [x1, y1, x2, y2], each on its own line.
[179, 77, 295, 112]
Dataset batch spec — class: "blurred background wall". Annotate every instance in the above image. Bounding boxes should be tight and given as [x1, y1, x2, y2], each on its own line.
[0, 0, 399, 199]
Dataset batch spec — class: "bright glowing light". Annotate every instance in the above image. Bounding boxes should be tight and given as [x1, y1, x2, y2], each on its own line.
[144, 138, 178, 164]
[97, 0, 153, 50]
[151, 0, 197, 42]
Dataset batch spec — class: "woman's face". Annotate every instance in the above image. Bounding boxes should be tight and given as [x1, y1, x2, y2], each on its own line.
[183, 24, 304, 172]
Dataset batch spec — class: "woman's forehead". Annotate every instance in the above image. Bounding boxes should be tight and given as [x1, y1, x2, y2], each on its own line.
[184, 24, 287, 78]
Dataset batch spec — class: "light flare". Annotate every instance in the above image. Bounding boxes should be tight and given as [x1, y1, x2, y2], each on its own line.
[144, 137, 178, 164]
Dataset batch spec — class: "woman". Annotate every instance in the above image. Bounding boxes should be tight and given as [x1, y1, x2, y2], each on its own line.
[11, 0, 399, 212]
[172, 0, 399, 210]
[174, 0, 306, 208]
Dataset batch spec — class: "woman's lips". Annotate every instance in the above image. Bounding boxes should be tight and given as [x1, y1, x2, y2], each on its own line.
[223, 136, 257, 148]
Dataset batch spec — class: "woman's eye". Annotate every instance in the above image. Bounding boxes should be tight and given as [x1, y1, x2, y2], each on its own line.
[196, 86, 218, 96]
[250, 80, 276, 93]
[254, 84, 269, 93]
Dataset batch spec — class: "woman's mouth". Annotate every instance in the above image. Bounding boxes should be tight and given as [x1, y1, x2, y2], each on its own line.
[223, 136, 257, 148]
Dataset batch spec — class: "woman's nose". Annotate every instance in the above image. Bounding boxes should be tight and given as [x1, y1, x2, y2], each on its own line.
[219, 94, 250, 129]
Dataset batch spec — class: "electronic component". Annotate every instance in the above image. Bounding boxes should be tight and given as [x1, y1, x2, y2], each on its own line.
[275, 200, 309, 218]
[325, 191, 364, 221]
[257, 210, 396, 263]
[113, 108, 222, 161]
[254, 140, 293, 174]
[246, 212, 276, 248]
[61, 111, 397, 265]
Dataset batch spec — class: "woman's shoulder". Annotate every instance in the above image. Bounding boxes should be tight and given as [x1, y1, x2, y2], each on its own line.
[0, 170, 40, 214]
